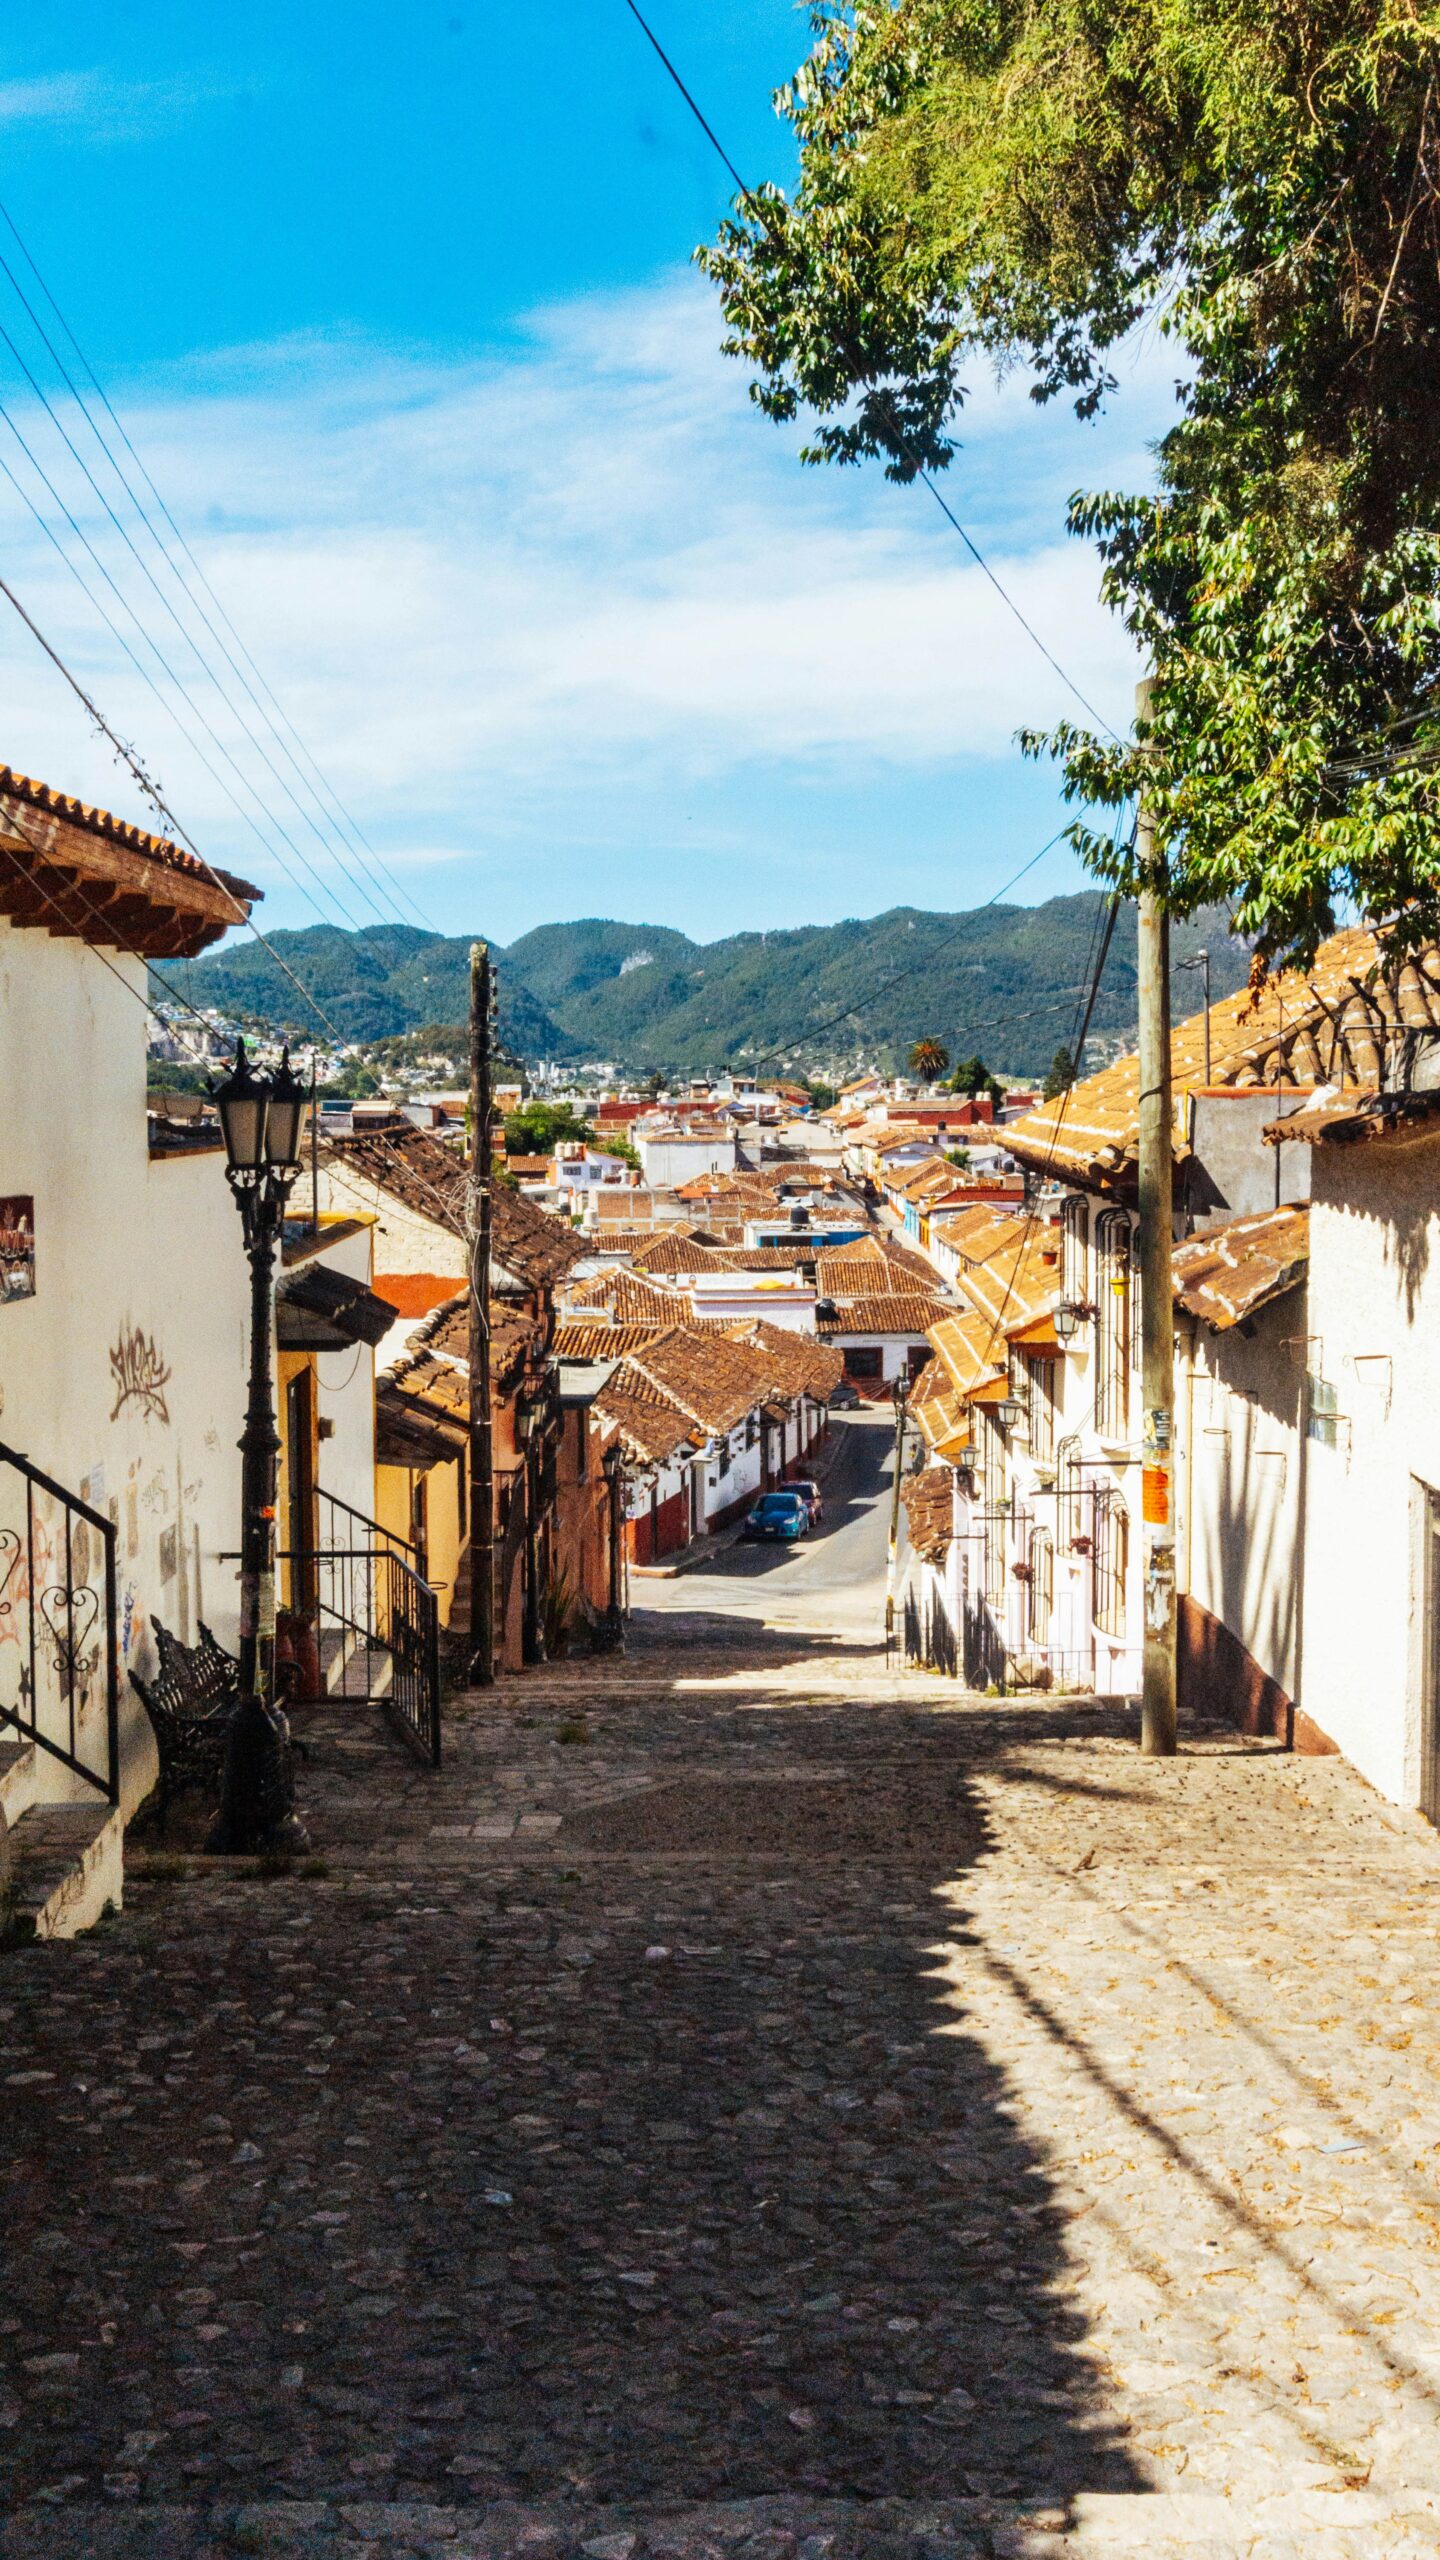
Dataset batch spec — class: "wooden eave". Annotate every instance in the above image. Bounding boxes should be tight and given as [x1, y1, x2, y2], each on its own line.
[0, 788, 257, 958]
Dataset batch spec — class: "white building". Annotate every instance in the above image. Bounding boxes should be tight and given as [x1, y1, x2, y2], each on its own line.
[634, 1119, 738, 1189]
[687, 1269, 818, 1334]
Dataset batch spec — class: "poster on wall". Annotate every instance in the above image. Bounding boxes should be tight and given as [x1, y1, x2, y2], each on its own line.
[0, 1197, 35, 1304]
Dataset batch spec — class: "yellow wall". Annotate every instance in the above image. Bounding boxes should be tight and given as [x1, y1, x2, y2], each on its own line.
[375, 1453, 466, 1628]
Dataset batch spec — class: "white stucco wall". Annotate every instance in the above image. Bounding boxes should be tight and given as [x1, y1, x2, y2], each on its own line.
[1180, 1296, 1304, 1705]
[1298, 1133, 1440, 1806]
[0, 926, 250, 1813]
[636, 1132, 737, 1188]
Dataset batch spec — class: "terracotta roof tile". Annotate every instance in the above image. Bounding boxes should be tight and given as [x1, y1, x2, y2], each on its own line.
[591, 1377, 697, 1467]
[1171, 1205, 1309, 1329]
[910, 1366, 971, 1463]
[720, 1319, 844, 1404]
[327, 1128, 585, 1289]
[928, 1309, 1008, 1402]
[623, 1325, 779, 1437]
[1002, 923, 1412, 1192]
[566, 1268, 687, 1325]
[0, 762, 259, 904]
[902, 1463, 954, 1564]
[816, 1291, 950, 1337]
[1264, 1085, 1440, 1149]
[554, 1319, 675, 1358]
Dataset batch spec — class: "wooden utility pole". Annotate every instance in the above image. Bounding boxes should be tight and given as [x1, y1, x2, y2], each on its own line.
[884, 1374, 910, 1657]
[1135, 674, 1177, 1755]
[466, 942, 495, 1687]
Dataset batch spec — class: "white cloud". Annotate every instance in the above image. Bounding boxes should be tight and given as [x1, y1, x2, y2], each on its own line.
[0, 273, 1172, 914]
[0, 69, 241, 141]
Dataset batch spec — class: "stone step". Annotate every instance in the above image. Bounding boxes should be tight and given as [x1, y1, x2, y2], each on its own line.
[2, 2492, 1437, 2559]
[0, 1731, 38, 1829]
[3, 1798, 122, 1941]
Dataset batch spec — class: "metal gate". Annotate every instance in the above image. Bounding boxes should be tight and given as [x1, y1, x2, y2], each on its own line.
[0, 1437, 119, 1803]
[285, 1488, 442, 1766]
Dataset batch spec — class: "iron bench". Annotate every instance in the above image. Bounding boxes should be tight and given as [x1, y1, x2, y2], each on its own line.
[128, 1617, 243, 1825]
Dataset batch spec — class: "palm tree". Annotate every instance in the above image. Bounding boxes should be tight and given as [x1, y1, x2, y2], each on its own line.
[908, 1037, 949, 1083]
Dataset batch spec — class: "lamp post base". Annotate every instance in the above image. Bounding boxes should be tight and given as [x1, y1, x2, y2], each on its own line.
[208, 1692, 310, 1856]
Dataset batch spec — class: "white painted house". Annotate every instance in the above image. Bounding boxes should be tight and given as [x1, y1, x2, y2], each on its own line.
[0, 773, 257, 1931]
[633, 1118, 738, 1190]
[0, 767, 393, 1934]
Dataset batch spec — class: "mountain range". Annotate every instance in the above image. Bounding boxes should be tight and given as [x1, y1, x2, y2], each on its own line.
[173, 897, 1251, 1081]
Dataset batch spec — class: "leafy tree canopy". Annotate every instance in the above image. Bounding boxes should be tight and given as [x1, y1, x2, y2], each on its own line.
[1044, 1043, 1077, 1099]
[503, 1100, 593, 1157]
[948, 1052, 1003, 1101]
[700, 2, 1440, 964]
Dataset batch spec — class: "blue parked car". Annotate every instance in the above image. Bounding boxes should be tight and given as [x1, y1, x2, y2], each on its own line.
[742, 1489, 811, 1543]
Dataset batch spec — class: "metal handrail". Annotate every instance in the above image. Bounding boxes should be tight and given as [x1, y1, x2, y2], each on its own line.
[0, 1437, 119, 1804]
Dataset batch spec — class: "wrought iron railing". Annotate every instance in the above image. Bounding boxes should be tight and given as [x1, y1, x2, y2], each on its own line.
[0, 1437, 119, 1803]
[283, 1488, 440, 1766]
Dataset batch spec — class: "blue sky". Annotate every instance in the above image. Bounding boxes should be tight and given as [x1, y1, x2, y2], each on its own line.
[0, 3, 1178, 947]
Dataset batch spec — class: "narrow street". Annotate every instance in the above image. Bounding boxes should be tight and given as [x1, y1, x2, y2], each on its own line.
[4, 1427, 1440, 2556]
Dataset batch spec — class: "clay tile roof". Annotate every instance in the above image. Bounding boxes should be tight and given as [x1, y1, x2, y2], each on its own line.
[1002, 924, 1405, 1192]
[566, 1267, 686, 1325]
[553, 1319, 675, 1358]
[384, 1348, 471, 1420]
[816, 1291, 951, 1337]
[1170, 1203, 1310, 1329]
[816, 1236, 939, 1298]
[928, 1308, 1009, 1402]
[721, 1318, 844, 1403]
[327, 1128, 585, 1289]
[902, 1463, 954, 1564]
[591, 1377, 697, 1467]
[953, 1225, 1062, 1341]
[938, 1202, 1038, 1269]
[0, 764, 259, 901]
[414, 1290, 541, 1384]
[910, 1365, 971, 1463]
[623, 1324, 779, 1436]
[1263, 1086, 1440, 1149]
[628, 1229, 723, 1276]
[0, 763, 260, 958]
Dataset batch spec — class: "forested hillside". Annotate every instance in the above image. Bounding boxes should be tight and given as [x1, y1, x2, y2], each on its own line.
[178, 898, 1250, 1078]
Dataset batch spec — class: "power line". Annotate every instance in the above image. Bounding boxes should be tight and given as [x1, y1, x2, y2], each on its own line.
[0, 192, 437, 939]
[748, 823, 1092, 1071]
[0, 568, 386, 1074]
[0, 199, 439, 941]
[618, 0, 1123, 744]
[0, 399, 375, 934]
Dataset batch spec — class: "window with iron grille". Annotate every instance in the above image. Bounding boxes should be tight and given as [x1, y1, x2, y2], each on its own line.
[1092, 1484, 1129, 1635]
[1025, 1351, 1056, 1461]
[980, 1412, 1008, 1607]
[1061, 1192, 1088, 1304]
[1094, 1208, 1132, 1438]
[1056, 1436, 1085, 1549]
[1028, 1527, 1053, 1642]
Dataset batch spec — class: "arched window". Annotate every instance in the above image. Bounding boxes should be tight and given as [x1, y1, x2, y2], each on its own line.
[1094, 1208, 1133, 1438]
[1056, 1435, 1085, 1548]
[1093, 1484, 1129, 1635]
[1028, 1527, 1053, 1643]
[1061, 1192, 1088, 1304]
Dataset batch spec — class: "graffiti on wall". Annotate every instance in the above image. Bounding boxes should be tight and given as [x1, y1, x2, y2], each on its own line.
[0, 1196, 35, 1303]
[109, 1325, 172, 1426]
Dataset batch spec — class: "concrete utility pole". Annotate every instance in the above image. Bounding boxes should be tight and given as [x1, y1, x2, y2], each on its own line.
[466, 942, 495, 1687]
[1135, 675, 1178, 1755]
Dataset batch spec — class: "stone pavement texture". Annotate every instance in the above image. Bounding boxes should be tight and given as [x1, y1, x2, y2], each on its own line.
[5, 1614, 1440, 2556]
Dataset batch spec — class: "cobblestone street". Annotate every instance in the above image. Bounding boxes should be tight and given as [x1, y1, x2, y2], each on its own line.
[6, 1603, 1440, 2556]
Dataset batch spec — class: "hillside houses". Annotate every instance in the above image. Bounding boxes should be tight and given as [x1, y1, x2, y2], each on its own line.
[894, 922, 1440, 1834]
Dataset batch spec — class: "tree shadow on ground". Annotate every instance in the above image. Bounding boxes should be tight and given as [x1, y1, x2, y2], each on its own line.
[0, 1708, 1147, 2514]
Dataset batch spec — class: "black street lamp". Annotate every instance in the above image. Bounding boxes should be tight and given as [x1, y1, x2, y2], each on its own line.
[210, 1040, 309, 1854]
[601, 1441, 626, 1651]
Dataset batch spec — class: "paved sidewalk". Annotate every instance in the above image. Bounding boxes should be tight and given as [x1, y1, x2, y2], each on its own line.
[5, 1625, 1440, 2553]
